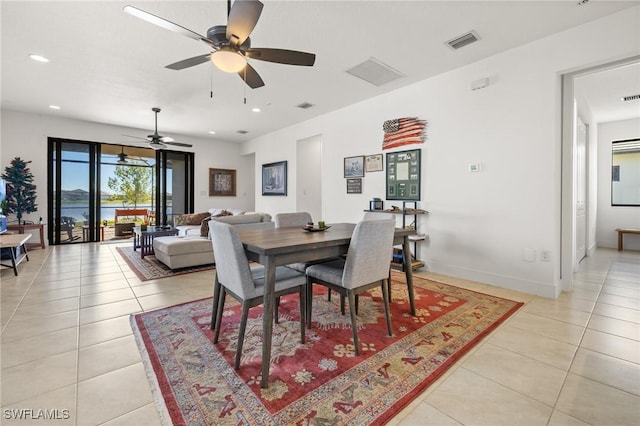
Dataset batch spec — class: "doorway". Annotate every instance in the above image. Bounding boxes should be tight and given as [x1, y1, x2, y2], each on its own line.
[48, 138, 194, 244]
[296, 135, 323, 222]
[560, 55, 640, 290]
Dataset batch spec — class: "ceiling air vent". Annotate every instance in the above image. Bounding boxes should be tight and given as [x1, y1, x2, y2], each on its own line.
[237, 130, 248, 134]
[346, 57, 405, 87]
[297, 102, 314, 109]
[622, 94, 640, 102]
[446, 31, 480, 50]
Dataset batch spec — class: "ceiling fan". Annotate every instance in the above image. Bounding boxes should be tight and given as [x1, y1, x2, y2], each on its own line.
[117, 146, 129, 164]
[123, 0, 316, 89]
[124, 107, 193, 150]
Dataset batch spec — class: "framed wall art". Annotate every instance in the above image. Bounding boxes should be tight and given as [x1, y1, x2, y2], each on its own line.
[262, 161, 287, 196]
[386, 149, 421, 201]
[365, 154, 383, 172]
[346, 178, 362, 194]
[209, 168, 236, 197]
[344, 156, 365, 177]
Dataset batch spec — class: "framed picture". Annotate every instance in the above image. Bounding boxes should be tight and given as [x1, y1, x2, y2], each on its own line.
[346, 178, 362, 194]
[386, 149, 421, 201]
[262, 161, 287, 196]
[209, 168, 236, 196]
[365, 154, 383, 172]
[344, 156, 365, 177]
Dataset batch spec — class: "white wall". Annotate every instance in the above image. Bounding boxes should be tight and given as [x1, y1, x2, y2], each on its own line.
[0, 110, 255, 226]
[243, 7, 640, 297]
[596, 118, 640, 250]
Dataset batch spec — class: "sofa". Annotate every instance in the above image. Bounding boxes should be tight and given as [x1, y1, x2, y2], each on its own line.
[153, 209, 273, 269]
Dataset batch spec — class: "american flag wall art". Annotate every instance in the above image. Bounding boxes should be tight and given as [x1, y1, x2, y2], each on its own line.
[382, 117, 427, 150]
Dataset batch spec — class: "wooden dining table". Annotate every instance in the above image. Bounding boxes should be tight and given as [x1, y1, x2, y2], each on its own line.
[237, 222, 417, 388]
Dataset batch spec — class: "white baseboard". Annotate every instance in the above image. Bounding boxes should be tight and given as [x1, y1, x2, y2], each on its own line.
[424, 259, 558, 299]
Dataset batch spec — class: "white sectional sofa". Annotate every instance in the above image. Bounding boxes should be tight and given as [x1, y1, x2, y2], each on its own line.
[153, 209, 273, 269]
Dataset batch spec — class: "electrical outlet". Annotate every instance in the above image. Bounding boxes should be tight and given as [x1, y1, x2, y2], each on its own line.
[539, 250, 551, 262]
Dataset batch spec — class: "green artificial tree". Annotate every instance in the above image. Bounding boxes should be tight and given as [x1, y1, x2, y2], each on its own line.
[1, 157, 38, 225]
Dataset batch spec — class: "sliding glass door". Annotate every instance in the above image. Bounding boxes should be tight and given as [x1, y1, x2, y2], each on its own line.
[48, 138, 194, 244]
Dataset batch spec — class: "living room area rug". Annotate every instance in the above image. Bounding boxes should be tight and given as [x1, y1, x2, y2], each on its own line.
[131, 272, 523, 425]
[116, 246, 215, 281]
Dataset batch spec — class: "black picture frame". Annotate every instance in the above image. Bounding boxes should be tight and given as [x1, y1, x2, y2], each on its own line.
[386, 149, 421, 201]
[344, 156, 365, 177]
[262, 161, 287, 196]
[346, 178, 362, 194]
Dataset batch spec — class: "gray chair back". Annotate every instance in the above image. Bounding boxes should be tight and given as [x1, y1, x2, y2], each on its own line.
[342, 219, 395, 289]
[209, 221, 258, 299]
[363, 212, 395, 221]
[275, 212, 312, 228]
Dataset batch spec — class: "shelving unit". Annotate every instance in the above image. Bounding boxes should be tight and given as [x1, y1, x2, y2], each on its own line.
[364, 201, 428, 271]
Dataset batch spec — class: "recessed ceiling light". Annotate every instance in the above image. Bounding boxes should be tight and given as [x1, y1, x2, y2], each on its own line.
[252, 108, 261, 113]
[29, 54, 50, 63]
[49, 105, 61, 110]
[208, 131, 216, 135]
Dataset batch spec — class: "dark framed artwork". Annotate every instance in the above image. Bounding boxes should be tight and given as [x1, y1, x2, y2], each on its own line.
[344, 156, 365, 177]
[346, 178, 362, 194]
[262, 161, 287, 196]
[209, 168, 236, 196]
[386, 149, 421, 201]
[365, 154, 383, 172]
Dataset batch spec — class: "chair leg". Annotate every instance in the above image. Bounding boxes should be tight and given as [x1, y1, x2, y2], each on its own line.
[387, 269, 392, 302]
[347, 291, 360, 355]
[275, 296, 281, 324]
[298, 286, 306, 343]
[327, 289, 332, 301]
[340, 295, 346, 315]
[210, 275, 221, 330]
[306, 277, 313, 329]
[381, 279, 392, 337]
[235, 302, 251, 370]
[213, 287, 227, 343]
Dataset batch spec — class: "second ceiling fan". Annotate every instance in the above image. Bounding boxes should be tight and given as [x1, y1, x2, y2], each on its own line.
[124, 0, 316, 89]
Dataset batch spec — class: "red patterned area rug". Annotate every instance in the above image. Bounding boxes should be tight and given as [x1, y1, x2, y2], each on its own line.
[131, 272, 523, 425]
[116, 246, 214, 281]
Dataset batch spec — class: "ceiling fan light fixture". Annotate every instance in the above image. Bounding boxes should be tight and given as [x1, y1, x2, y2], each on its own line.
[210, 47, 247, 73]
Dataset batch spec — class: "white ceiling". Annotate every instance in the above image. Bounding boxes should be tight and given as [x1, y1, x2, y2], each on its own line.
[2, 1, 639, 143]
[574, 62, 640, 123]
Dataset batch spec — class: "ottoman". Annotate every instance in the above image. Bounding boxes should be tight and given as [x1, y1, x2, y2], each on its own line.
[153, 236, 215, 269]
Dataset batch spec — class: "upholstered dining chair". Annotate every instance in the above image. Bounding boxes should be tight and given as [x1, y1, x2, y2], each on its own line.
[275, 212, 312, 228]
[305, 219, 395, 355]
[209, 221, 307, 369]
[275, 212, 338, 302]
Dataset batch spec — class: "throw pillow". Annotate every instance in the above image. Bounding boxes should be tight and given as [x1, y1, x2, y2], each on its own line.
[175, 212, 210, 226]
[201, 210, 232, 237]
[200, 216, 213, 238]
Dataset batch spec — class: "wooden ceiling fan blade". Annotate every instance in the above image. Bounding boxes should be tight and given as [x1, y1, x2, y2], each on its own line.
[123, 5, 214, 47]
[237, 63, 265, 89]
[166, 54, 212, 70]
[226, 0, 263, 45]
[122, 134, 150, 141]
[164, 141, 193, 148]
[245, 48, 315, 66]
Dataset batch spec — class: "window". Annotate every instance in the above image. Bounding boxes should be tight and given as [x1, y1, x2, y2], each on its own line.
[611, 138, 640, 206]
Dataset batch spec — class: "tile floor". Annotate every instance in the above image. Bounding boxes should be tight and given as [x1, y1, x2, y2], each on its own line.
[1, 243, 638, 425]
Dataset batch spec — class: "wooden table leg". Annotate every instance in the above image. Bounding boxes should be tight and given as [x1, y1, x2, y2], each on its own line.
[618, 231, 623, 251]
[260, 257, 276, 388]
[402, 236, 416, 316]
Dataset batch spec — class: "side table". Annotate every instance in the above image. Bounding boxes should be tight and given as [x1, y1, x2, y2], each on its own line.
[133, 226, 179, 259]
[6, 223, 45, 249]
[0, 233, 31, 275]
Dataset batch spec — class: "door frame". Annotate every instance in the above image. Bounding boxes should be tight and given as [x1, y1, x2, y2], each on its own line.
[560, 54, 640, 291]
